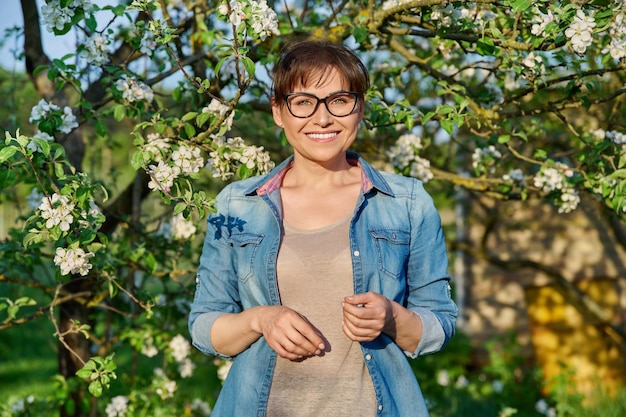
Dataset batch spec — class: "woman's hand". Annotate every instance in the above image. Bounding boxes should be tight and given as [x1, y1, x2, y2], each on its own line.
[341, 292, 394, 342]
[342, 292, 423, 352]
[255, 306, 326, 361]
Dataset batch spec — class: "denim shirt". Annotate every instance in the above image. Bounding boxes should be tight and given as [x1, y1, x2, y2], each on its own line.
[189, 152, 457, 417]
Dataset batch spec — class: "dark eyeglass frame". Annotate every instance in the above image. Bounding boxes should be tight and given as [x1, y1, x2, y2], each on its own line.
[283, 91, 360, 118]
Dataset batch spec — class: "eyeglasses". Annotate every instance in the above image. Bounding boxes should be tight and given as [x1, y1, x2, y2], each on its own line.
[283, 91, 360, 118]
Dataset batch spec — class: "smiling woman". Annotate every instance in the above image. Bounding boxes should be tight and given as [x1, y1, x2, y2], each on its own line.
[189, 40, 458, 417]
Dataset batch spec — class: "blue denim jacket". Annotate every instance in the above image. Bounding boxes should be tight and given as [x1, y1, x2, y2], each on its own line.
[189, 152, 457, 417]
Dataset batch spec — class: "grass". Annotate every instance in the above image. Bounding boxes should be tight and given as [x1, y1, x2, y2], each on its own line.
[0, 318, 58, 406]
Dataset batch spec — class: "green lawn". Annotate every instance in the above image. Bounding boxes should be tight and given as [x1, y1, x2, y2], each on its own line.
[0, 318, 58, 405]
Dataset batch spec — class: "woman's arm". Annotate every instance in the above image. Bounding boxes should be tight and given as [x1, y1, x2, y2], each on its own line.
[342, 293, 423, 352]
[211, 305, 326, 360]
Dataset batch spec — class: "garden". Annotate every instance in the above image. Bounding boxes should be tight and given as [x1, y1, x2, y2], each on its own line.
[1, 0, 626, 416]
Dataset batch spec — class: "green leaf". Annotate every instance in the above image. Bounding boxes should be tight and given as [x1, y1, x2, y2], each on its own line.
[130, 151, 145, 170]
[242, 56, 256, 78]
[94, 119, 108, 137]
[181, 112, 198, 122]
[196, 112, 210, 127]
[353, 27, 368, 43]
[113, 105, 125, 121]
[214, 57, 228, 77]
[88, 381, 103, 397]
[476, 38, 496, 56]
[0, 146, 16, 163]
[142, 252, 157, 274]
[174, 202, 187, 215]
[33, 137, 51, 156]
[184, 123, 196, 138]
[508, 0, 532, 13]
[440, 119, 455, 135]
[533, 149, 548, 160]
[0, 167, 16, 189]
[498, 135, 511, 144]
[85, 14, 97, 32]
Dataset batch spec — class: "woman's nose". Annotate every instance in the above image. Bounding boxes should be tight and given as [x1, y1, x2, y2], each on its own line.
[312, 102, 332, 125]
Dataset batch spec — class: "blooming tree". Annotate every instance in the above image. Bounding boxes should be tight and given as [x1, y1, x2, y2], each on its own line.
[1, 0, 625, 415]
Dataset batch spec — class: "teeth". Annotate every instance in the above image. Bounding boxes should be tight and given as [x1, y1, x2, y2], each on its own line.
[307, 132, 337, 139]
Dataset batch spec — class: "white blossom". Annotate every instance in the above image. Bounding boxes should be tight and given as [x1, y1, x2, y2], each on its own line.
[216, 359, 233, 383]
[141, 337, 159, 358]
[178, 358, 195, 378]
[502, 168, 526, 186]
[41, 1, 74, 32]
[78, 199, 104, 231]
[205, 136, 274, 180]
[436, 369, 450, 386]
[140, 31, 158, 55]
[531, 8, 556, 37]
[606, 130, 626, 151]
[190, 399, 212, 416]
[105, 396, 129, 417]
[60, 107, 79, 133]
[602, 12, 626, 60]
[40, 0, 93, 33]
[565, 9, 596, 55]
[559, 187, 580, 213]
[30, 99, 55, 122]
[143, 133, 171, 162]
[172, 144, 204, 174]
[171, 214, 197, 240]
[80, 34, 110, 66]
[39, 193, 75, 231]
[115, 76, 154, 103]
[203, 99, 235, 131]
[155, 377, 177, 400]
[29, 99, 78, 134]
[387, 133, 433, 182]
[249, 0, 280, 40]
[472, 145, 502, 175]
[409, 157, 434, 183]
[169, 334, 191, 362]
[54, 246, 94, 276]
[147, 160, 181, 192]
[533, 167, 565, 193]
[218, 0, 279, 39]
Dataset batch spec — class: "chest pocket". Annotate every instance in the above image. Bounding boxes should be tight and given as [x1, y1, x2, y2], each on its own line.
[370, 229, 410, 279]
[225, 232, 264, 283]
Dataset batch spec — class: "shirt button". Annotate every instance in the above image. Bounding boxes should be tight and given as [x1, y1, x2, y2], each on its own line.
[354, 250, 360, 257]
[195, 276, 199, 284]
[378, 404, 383, 411]
[365, 354, 371, 361]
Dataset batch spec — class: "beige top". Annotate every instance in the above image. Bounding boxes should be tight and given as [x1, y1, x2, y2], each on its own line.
[266, 211, 377, 417]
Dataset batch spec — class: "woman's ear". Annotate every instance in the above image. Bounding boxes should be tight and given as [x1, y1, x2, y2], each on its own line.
[271, 97, 284, 128]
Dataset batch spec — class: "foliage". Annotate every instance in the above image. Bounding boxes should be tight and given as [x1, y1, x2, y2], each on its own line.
[1, 0, 625, 416]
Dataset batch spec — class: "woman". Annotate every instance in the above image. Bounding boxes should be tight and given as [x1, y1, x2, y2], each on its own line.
[189, 40, 457, 417]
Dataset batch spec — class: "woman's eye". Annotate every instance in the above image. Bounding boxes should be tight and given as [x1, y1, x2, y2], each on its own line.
[294, 98, 313, 106]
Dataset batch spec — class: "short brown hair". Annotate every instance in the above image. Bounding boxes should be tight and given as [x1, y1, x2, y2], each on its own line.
[271, 40, 369, 104]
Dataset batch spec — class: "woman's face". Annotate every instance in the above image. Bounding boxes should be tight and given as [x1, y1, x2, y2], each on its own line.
[272, 68, 363, 167]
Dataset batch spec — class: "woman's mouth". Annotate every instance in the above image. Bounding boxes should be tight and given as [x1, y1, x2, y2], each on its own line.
[307, 132, 339, 141]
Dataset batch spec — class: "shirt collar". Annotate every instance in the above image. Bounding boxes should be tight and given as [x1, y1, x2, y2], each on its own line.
[249, 152, 393, 197]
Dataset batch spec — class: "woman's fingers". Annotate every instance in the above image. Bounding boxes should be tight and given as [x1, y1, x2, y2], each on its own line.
[261, 306, 325, 359]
